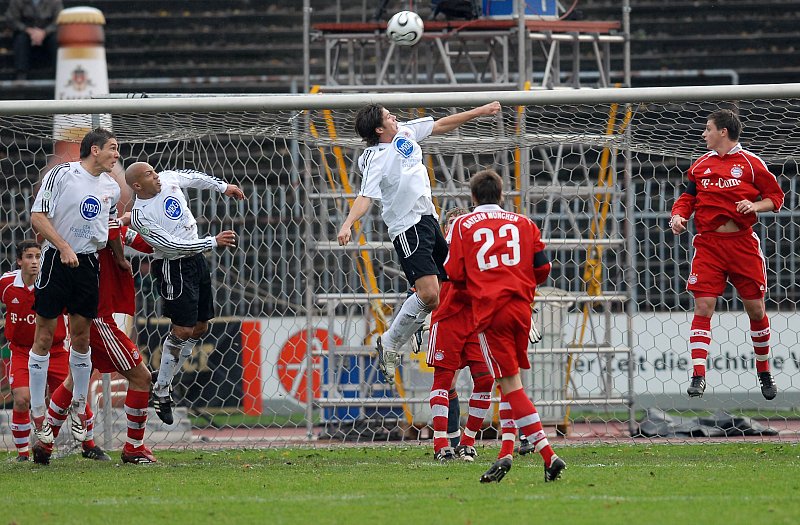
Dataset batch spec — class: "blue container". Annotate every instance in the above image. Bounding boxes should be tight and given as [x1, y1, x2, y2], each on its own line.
[483, 0, 558, 18]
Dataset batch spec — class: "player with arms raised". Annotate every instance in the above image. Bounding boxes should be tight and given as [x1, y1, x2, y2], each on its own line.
[671, 109, 784, 399]
[338, 101, 501, 385]
[444, 169, 565, 483]
[125, 162, 243, 425]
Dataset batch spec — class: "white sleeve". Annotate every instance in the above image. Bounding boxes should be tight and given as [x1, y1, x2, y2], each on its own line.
[167, 169, 228, 193]
[399, 116, 434, 143]
[31, 163, 70, 217]
[130, 208, 215, 258]
[359, 154, 382, 200]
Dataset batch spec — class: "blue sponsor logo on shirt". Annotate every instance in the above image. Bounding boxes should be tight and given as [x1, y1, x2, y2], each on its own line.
[394, 137, 414, 158]
[79, 196, 101, 220]
[164, 196, 183, 220]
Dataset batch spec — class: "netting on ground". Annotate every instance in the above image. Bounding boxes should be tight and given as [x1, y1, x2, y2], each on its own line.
[1, 89, 799, 451]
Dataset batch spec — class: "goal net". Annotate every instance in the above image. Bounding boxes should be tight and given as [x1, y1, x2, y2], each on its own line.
[1, 85, 798, 450]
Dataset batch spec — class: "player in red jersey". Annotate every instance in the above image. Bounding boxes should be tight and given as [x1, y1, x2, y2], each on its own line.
[1, 240, 106, 462]
[33, 219, 158, 464]
[426, 207, 495, 462]
[671, 109, 784, 400]
[444, 169, 565, 483]
[0, 241, 68, 461]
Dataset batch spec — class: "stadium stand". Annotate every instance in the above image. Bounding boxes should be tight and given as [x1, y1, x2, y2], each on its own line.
[2, 0, 800, 99]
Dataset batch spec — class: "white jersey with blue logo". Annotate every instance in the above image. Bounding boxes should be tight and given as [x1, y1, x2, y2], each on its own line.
[31, 161, 120, 254]
[358, 116, 437, 240]
[130, 169, 228, 260]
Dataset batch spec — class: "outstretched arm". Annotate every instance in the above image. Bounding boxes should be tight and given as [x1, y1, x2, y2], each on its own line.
[337, 195, 373, 246]
[431, 101, 501, 135]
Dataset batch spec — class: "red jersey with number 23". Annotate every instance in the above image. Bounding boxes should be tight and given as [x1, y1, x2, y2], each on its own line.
[444, 204, 545, 332]
[671, 144, 784, 234]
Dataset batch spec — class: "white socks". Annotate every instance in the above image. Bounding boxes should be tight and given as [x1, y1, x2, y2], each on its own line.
[382, 293, 432, 351]
[28, 352, 50, 418]
[154, 333, 183, 397]
[69, 348, 92, 414]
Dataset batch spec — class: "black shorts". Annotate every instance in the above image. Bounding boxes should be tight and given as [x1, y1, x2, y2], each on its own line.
[34, 247, 99, 319]
[152, 254, 215, 328]
[392, 214, 449, 286]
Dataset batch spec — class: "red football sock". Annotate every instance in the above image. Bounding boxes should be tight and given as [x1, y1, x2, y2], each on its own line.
[430, 368, 455, 453]
[11, 409, 31, 457]
[690, 315, 712, 377]
[750, 315, 771, 373]
[124, 389, 150, 450]
[47, 382, 72, 438]
[505, 387, 555, 466]
[497, 390, 516, 459]
[460, 374, 492, 447]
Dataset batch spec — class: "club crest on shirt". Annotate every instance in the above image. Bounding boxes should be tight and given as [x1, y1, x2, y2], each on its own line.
[79, 195, 102, 220]
[394, 137, 414, 158]
[730, 164, 744, 178]
[688, 273, 698, 285]
[164, 196, 183, 220]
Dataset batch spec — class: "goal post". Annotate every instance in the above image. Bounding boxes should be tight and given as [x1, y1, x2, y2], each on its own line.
[1, 83, 799, 449]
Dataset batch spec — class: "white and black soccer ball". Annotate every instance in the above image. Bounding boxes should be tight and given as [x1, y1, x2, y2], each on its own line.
[386, 10, 424, 46]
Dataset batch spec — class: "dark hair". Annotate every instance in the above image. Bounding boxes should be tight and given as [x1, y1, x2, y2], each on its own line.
[470, 169, 503, 205]
[79, 128, 117, 159]
[708, 109, 742, 141]
[16, 239, 40, 261]
[354, 104, 384, 147]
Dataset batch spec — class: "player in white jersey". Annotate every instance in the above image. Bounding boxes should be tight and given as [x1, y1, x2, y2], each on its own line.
[337, 101, 501, 385]
[125, 162, 243, 424]
[28, 128, 125, 447]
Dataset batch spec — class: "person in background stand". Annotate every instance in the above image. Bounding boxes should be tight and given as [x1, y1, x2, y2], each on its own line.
[5, 0, 62, 80]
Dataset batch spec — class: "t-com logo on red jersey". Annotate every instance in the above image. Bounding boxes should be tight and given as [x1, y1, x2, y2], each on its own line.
[80, 196, 102, 220]
[730, 164, 744, 178]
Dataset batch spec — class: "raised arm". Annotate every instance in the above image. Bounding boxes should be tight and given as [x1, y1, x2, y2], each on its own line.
[431, 101, 501, 135]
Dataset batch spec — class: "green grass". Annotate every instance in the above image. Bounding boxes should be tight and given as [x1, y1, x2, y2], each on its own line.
[2, 443, 799, 525]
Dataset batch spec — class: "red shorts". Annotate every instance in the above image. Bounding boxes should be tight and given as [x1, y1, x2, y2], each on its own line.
[8, 344, 69, 391]
[426, 315, 485, 371]
[689, 229, 767, 300]
[476, 299, 531, 378]
[89, 316, 143, 373]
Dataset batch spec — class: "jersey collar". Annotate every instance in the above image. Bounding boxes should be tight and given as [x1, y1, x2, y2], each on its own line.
[710, 143, 742, 157]
[473, 204, 504, 212]
[12, 270, 30, 289]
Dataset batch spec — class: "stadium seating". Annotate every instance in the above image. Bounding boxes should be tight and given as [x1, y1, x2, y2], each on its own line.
[1, 0, 800, 97]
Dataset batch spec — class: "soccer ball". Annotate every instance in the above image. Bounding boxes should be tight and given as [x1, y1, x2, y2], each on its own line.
[386, 11, 424, 46]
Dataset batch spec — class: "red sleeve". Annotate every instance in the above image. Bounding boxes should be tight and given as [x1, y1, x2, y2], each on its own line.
[121, 225, 155, 254]
[533, 262, 551, 285]
[0, 274, 13, 305]
[443, 218, 467, 284]
[750, 155, 784, 211]
[107, 217, 121, 241]
[671, 192, 696, 219]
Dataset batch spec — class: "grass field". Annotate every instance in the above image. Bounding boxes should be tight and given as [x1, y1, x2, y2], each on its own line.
[2, 443, 799, 525]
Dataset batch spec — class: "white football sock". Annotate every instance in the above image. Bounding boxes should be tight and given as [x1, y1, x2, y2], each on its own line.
[174, 337, 198, 376]
[382, 293, 431, 351]
[69, 348, 92, 414]
[28, 352, 50, 417]
[154, 334, 183, 397]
